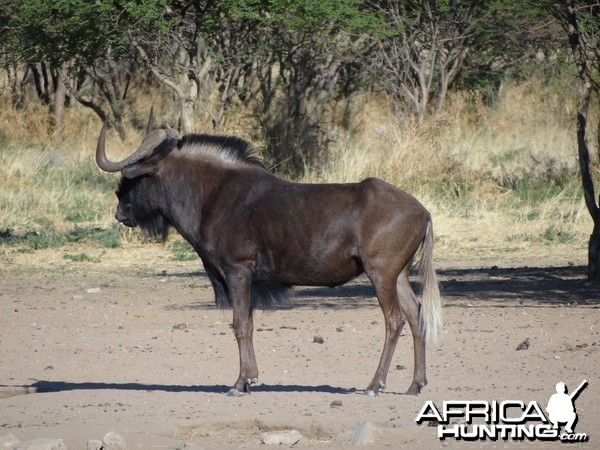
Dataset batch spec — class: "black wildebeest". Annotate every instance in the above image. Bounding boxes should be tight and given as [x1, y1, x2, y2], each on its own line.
[95, 117, 442, 397]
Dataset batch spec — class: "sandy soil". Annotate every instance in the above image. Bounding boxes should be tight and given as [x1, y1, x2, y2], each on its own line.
[1, 251, 599, 449]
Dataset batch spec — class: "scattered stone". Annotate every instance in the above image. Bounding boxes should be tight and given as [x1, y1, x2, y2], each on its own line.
[101, 432, 127, 450]
[71, 294, 83, 301]
[313, 335, 324, 344]
[172, 323, 188, 331]
[330, 399, 343, 408]
[86, 440, 102, 450]
[0, 433, 19, 449]
[15, 438, 67, 450]
[350, 422, 378, 446]
[336, 327, 344, 332]
[516, 338, 530, 351]
[86, 288, 101, 294]
[260, 430, 303, 446]
[178, 443, 204, 450]
[395, 364, 407, 371]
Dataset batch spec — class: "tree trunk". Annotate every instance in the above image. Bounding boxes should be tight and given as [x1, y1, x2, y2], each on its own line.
[576, 105, 600, 281]
[564, 0, 600, 282]
[52, 67, 67, 132]
[133, 41, 202, 135]
[590, 223, 600, 281]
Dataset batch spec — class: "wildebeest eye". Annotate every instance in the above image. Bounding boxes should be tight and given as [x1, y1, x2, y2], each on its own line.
[116, 177, 136, 199]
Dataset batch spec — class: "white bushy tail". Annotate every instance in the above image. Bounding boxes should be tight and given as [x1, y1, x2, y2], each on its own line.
[418, 220, 443, 342]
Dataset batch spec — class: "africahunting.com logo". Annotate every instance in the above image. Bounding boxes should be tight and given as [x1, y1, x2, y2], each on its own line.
[416, 380, 589, 442]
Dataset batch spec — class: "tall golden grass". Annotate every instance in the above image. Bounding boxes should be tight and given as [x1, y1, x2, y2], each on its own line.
[0, 74, 597, 265]
[302, 79, 597, 262]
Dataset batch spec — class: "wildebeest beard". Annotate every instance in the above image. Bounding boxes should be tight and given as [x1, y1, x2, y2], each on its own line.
[117, 176, 170, 242]
[138, 213, 170, 242]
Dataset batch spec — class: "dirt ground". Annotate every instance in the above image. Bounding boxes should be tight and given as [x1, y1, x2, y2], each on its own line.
[0, 249, 599, 449]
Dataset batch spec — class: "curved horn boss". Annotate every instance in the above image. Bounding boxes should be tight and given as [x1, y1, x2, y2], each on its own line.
[95, 109, 177, 173]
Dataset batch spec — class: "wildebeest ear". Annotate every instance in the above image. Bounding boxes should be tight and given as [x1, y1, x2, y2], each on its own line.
[122, 162, 157, 179]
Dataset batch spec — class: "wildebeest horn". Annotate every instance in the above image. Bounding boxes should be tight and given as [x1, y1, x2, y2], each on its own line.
[146, 106, 154, 135]
[95, 120, 175, 173]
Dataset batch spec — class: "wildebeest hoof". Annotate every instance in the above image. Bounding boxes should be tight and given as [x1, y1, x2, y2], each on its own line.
[405, 382, 425, 395]
[227, 388, 246, 397]
[230, 377, 258, 396]
[364, 389, 377, 397]
[242, 377, 258, 393]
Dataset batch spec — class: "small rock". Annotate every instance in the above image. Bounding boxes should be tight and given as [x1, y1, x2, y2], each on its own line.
[71, 294, 83, 301]
[172, 323, 188, 331]
[15, 439, 67, 450]
[336, 327, 344, 332]
[260, 430, 303, 446]
[313, 335, 324, 344]
[179, 443, 204, 450]
[86, 440, 102, 450]
[516, 338, 530, 351]
[350, 422, 378, 446]
[86, 288, 101, 294]
[395, 364, 407, 371]
[330, 399, 343, 408]
[0, 433, 19, 449]
[102, 432, 127, 450]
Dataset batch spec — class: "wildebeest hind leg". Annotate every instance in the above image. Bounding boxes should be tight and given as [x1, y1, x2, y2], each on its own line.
[226, 271, 259, 396]
[397, 268, 427, 395]
[365, 275, 406, 396]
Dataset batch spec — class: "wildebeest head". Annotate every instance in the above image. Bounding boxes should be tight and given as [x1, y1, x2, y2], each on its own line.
[95, 115, 179, 240]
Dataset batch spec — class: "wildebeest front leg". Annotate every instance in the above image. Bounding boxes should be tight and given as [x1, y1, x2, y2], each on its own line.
[226, 271, 258, 396]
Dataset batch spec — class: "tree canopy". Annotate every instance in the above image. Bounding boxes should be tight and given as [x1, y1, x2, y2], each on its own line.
[2, 0, 571, 138]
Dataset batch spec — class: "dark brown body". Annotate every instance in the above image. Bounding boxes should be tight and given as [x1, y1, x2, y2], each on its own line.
[97, 123, 442, 396]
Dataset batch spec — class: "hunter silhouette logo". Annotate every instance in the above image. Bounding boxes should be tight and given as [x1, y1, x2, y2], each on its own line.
[546, 380, 587, 435]
[416, 380, 589, 442]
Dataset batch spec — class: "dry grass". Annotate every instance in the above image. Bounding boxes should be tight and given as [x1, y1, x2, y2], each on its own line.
[302, 80, 597, 263]
[0, 75, 597, 267]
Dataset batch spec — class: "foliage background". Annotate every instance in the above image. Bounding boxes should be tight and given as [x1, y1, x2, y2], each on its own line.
[0, 0, 598, 266]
